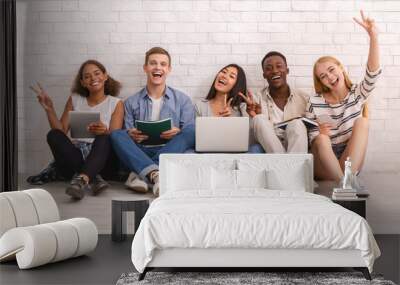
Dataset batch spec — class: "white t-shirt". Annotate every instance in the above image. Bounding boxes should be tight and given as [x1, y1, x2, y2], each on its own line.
[270, 101, 285, 138]
[150, 96, 163, 121]
[71, 94, 120, 143]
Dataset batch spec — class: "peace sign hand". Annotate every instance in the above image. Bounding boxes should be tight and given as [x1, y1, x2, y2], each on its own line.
[30, 82, 54, 112]
[218, 95, 233, 117]
[238, 91, 261, 118]
[353, 10, 377, 38]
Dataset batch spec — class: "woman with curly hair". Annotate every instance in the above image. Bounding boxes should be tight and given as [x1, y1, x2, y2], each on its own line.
[30, 59, 124, 200]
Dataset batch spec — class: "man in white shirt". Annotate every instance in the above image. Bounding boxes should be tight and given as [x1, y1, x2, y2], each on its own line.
[249, 51, 309, 153]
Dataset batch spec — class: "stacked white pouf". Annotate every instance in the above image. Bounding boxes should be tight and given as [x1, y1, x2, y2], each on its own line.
[0, 189, 97, 269]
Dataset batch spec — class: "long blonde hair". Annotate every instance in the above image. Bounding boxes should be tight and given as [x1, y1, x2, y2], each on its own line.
[313, 56, 352, 94]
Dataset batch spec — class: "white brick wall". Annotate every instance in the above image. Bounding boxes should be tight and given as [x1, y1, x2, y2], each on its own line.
[17, 0, 400, 176]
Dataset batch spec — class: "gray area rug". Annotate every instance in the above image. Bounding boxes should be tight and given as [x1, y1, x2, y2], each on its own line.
[116, 271, 396, 285]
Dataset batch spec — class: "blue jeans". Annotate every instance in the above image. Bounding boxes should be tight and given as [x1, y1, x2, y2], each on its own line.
[248, 143, 265, 153]
[110, 126, 195, 181]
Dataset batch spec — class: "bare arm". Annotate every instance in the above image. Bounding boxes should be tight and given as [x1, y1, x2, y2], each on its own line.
[46, 105, 63, 131]
[354, 10, 379, 72]
[30, 82, 70, 133]
[58, 97, 73, 133]
[88, 100, 125, 135]
[108, 100, 124, 132]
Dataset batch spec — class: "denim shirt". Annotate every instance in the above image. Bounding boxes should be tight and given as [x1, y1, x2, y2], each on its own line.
[124, 86, 195, 130]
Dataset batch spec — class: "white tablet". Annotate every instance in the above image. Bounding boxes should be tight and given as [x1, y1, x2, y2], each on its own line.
[69, 111, 100, 139]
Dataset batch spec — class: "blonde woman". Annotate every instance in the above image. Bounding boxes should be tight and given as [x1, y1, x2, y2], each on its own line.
[307, 10, 381, 181]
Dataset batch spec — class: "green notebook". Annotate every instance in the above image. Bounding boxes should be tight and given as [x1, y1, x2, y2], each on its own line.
[135, 118, 172, 146]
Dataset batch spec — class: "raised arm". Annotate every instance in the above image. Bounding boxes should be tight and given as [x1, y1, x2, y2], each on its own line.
[238, 91, 261, 118]
[353, 10, 379, 72]
[30, 82, 71, 133]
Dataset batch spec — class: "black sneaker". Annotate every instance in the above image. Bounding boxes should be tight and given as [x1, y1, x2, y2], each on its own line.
[27, 161, 59, 185]
[91, 175, 109, 196]
[66, 175, 89, 200]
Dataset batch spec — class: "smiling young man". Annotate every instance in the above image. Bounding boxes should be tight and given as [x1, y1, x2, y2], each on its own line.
[110, 47, 195, 195]
[251, 51, 309, 153]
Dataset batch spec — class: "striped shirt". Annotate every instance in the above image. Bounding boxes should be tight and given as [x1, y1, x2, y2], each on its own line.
[306, 67, 382, 147]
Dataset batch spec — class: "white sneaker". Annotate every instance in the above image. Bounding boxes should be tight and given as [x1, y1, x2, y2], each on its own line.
[125, 172, 148, 193]
[150, 171, 160, 197]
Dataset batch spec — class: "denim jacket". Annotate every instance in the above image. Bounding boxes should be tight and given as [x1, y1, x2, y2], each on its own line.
[124, 86, 195, 130]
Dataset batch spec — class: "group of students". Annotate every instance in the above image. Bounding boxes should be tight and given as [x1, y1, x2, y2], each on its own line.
[29, 11, 381, 200]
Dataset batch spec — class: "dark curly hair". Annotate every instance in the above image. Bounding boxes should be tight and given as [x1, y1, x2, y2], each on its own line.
[71, 59, 121, 97]
[206, 64, 247, 115]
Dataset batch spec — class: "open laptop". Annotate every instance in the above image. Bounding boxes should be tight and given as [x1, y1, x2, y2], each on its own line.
[195, 117, 249, 152]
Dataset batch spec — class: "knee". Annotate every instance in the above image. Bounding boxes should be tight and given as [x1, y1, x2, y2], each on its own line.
[353, 117, 369, 131]
[109, 130, 130, 149]
[253, 114, 273, 130]
[110, 129, 127, 142]
[312, 134, 331, 148]
[95, 134, 110, 140]
[93, 134, 110, 145]
[286, 119, 307, 135]
[180, 125, 195, 139]
[180, 125, 195, 146]
[46, 129, 64, 145]
[181, 124, 195, 136]
[253, 114, 267, 127]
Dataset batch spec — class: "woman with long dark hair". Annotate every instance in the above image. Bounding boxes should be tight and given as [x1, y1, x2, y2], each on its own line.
[30, 59, 124, 200]
[194, 63, 263, 153]
[195, 64, 247, 117]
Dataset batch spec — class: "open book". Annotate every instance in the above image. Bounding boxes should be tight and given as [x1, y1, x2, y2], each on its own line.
[274, 116, 318, 130]
[135, 118, 172, 146]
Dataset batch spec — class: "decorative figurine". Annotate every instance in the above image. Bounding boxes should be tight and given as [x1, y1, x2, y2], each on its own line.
[342, 157, 353, 190]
